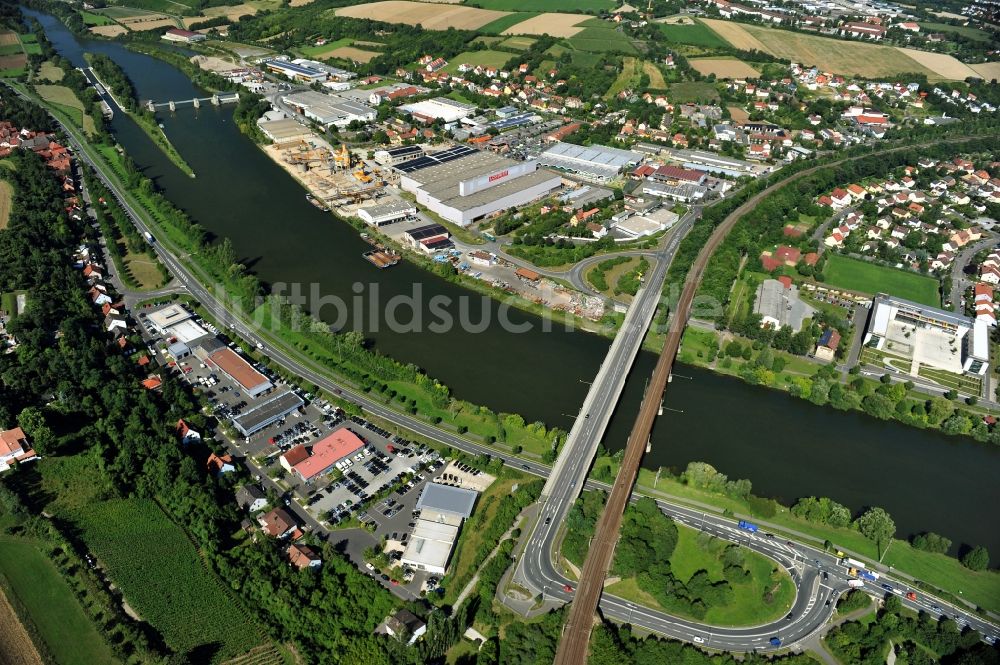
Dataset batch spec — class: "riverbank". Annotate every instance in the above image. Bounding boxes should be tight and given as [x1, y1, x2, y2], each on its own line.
[83, 52, 195, 177]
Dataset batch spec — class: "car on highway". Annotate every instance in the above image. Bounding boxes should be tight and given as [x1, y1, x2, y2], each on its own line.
[881, 583, 894, 592]
[563, 584, 573, 593]
[769, 637, 782, 647]
[692, 636, 705, 644]
[545, 517, 552, 525]
[906, 591, 918, 601]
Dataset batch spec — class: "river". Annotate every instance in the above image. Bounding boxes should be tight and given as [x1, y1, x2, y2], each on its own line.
[27, 9, 1000, 555]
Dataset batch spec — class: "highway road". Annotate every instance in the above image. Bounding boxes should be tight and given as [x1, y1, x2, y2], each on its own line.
[22, 84, 998, 656]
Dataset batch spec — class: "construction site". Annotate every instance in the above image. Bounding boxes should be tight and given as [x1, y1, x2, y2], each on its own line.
[262, 136, 387, 210]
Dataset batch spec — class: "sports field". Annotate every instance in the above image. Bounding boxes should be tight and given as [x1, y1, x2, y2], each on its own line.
[336, 1, 509, 30]
[689, 56, 760, 79]
[700, 18, 976, 81]
[469, 0, 615, 9]
[822, 254, 939, 306]
[443, 49, 512, 73]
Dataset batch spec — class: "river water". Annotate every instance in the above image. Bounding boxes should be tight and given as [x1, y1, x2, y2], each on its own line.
[28, 9, 999, 555]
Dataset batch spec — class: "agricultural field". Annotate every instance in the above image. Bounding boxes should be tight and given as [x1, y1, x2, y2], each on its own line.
[919, 21, 994, 42]
[443, 49, 513, 73]
[0, 54, 27, 76]
[478, 12, 538, 35]
[0, 588, 43, 665]
[296, 37, 354, 57]
[89, 25, 129, 37]
[93, 6, 164, 19]
[700, 18, 976, 81]
[34, 85, 97, 135]
[0, 30, 17, 47]
[658, 18, 728, 48]
[643, 60, 667, 89]
[469, 0, 615, 10]
[80, 10, 115, 26]
[0, 180, 11, 230]
[497, 35, 536, 51]
[565, 21, 636, 53]
[70, 498, 263, 659]
[322, 46, 380, 63]
[335, 1, 510, 31]
[606, 57, 643, 99]
[667, 80, 720, 103]
[689, 56, 760, 79]
[821, 255, 939, 306]
[0, 539, 115, 665]
[500, 12, 591, 37]
[971, 62, 1000, 80]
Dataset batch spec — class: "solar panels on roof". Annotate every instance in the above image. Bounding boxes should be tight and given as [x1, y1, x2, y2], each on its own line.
[395, 144, 477, 173]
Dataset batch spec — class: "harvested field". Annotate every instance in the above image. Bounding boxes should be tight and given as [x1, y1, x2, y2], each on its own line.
[191, 55, 242, 73]
[0, 31, 17, 46]
[971, 62, 1000, 80]
[659, 14, 694, 24]
[700, 19, 768, 51]
[475, 0, 614, 9]
[500, 12, 590, 37]
[335, 2, 509, 31]
[289, 0, 316, 5]
[37, 61, 64, 81]
[0, 588, 43, 665]
[90, 25, 128, 37]
[689, 57, 760, 79]
[643, 60, 667, 89]
[727, 105, 749, 123]
[323, 46, 380, 63]
[898, 47, 978, 80]
[198, 4, 258, 21]
[0, 180, 11, 230]
[125, 18, 179, 32]
[701, 18, 977, 81]
[498, 35, 536, 50]
[0, 54, 27, 72]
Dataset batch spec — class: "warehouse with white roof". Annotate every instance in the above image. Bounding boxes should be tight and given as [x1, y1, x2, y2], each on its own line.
[537, 142, 642, 182]
[399, 150, 562, 226]
[399, 484, 479, 574]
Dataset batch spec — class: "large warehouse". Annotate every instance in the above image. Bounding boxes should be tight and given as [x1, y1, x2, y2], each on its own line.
[400, 484, 479, 575]
[536, 142, 641, 182]
[399, 150, 562, 226]
[281, 91, 375, 128]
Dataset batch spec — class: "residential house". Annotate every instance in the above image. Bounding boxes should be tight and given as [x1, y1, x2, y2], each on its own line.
[236, 484, 268, 513]
[384, 609, 427, 646]
[814, 328, 841, 362]
[207, 452, 236, 476]
[259, 507, 297, 538]
[288, 543, 322, 569]
[0, 427, 37, 472]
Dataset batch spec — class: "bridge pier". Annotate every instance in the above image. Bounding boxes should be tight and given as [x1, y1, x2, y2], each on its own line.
[211, 94, 219, 106]
[168, 101, 176, 112]
[193, 97, 200, 109]
[147, 100, 155, 112]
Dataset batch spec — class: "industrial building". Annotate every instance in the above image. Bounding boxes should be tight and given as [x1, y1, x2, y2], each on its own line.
[147, 304, 193, 334]
[165, 318, 210, 345]
[257, 117, 314, 144]
[536, 142, 641, 182]
[642, 180, 707, 203]
[285, 428, 365, 482]
[162, 29, 206, 44]
[613, 208, 679, 238]
[358, 200, 417, 227]
[864, 293, 990, 377]
[374, 145, 424, 167]
[399, 151, 562, 226]
[667, 149, 768, 178]
[754, 278, 815, 331]
[404, 224, 452, 252]
[400, 484, 479, 575]
[265, 59, 328, 83]
[199, 341, 273, 398]
[282, 91, 375, 128]
[232, 391, 305, 438]
[399, 97, 475, 124]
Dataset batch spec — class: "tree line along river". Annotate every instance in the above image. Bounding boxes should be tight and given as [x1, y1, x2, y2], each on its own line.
[27, 9, 1000, 556]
